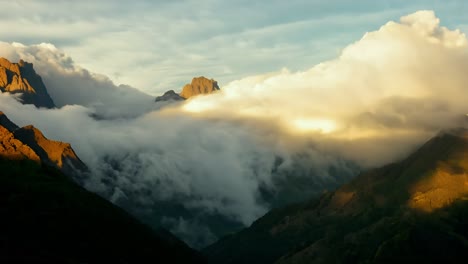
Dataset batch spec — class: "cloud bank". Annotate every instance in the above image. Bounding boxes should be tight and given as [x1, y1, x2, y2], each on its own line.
[0, 41, 154, 118]
[0, 11, 467, 247]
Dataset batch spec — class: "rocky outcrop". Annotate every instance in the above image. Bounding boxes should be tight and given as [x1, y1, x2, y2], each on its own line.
[0, 125, 40, 163]
[155, 90, 185, 102]
[155, 77, 220, 104]
[14, 125, 88, 175]
[0, 57, 55, 108]
[0, 112, 86, 176]
[180, 77, 220, 99]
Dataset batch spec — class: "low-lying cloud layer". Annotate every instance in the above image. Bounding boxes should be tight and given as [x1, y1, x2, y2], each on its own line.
[0, 11, 467, 247]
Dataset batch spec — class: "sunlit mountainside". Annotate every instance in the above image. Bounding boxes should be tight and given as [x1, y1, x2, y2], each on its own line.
[204, 129, 468, 263]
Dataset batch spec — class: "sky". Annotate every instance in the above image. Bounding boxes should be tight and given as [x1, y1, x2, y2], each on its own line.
[0, 0, 467, 95]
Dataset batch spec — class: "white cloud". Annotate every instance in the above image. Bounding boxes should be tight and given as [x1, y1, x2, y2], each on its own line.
[0, 41, 154, 118]
[0, 0, 434, 94]
[182, 10, 468, 168]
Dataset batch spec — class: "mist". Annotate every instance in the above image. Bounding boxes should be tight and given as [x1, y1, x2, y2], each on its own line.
[0, 10, 467, 247]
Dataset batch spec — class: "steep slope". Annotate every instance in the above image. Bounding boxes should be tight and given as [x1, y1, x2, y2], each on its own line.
[0, 58, 55, 108]
[13, 125, 88, 176]
[0, 112, 87, 177]
[179, 76, 219, 99]
[204, 129, 468, 263]
[0, 125, 40, 163]
[0, 158, 205, 263]
[155, 89, 185, 102]
[0, 111, 19, 132]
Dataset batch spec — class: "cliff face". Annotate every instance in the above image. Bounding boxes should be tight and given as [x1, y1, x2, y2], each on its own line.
[0, 58, 55, 108]
[0, 125, 40, 163]
[0, 112, 86, 176]
[179, 77, 219, 99]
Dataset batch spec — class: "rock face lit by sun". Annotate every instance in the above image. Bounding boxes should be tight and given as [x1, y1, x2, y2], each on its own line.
[291, 118, 337, 134]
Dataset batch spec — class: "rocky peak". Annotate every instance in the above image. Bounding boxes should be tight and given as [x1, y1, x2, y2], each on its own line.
[155, 90, 185, 102]
[0, 57, 55, 108]
[13, 125, 87, 175]
[0, 112, 86, 176]
[179, 76, 220, 99]
[0, 125, 40, 163]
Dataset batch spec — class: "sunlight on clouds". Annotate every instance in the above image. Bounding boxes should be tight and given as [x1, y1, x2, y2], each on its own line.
[182, 97, 217, 113]
[180, 10, 468, 144]
[291, 118, 337, 134]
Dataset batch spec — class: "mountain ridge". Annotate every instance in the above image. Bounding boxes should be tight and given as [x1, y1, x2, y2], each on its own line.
[155, 76, 220, 103]
[0, 57, 55, 108]
[0, 111, 86, 177]
[204, 128, 468, 263]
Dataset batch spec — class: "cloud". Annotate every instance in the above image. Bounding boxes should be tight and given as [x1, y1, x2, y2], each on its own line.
[2, 0, 455, 94]
[183, 10, 468, 164]
[0, 41, 154, 118]
[1, 10, 467, 248]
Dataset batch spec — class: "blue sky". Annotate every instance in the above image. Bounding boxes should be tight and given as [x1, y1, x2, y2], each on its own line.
[0, 0, 467, 94]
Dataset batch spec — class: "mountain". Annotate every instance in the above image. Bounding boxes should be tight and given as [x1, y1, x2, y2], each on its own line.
[0, 58, 55, 108]
[0, 113, 205, 263]
[204, 129, 468, 263]
[156, 77, 220, 103]
[0, 112, 86, 177]
[155, 89, 185, 102]
[180, 77, 220, 99]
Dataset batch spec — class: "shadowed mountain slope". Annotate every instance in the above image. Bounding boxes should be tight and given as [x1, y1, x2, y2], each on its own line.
[204, 128, 468, 264]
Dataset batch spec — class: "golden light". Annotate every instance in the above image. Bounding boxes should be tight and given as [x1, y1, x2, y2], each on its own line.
[182, 99, 215, 113]
[291, 118, 337, 134]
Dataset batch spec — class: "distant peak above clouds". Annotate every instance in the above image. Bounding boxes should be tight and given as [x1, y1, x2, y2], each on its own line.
[180, 76, 220, 99]
[155, 90, 185, 102]
[155, 76, 220, 104]
[0, 57, 55, 108]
